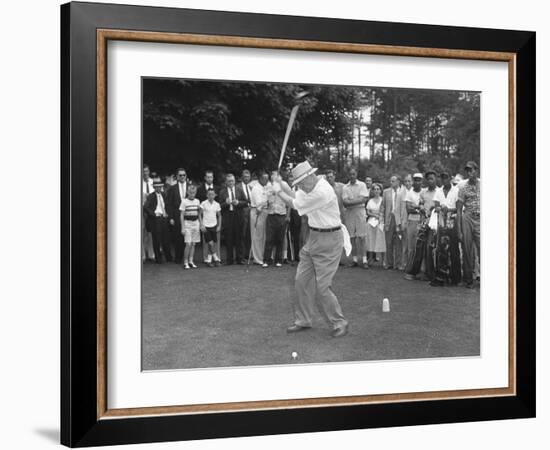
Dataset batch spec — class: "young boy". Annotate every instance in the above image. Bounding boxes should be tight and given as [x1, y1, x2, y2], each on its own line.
[200, 188, 222, 267]
[179, 184, 201, 269]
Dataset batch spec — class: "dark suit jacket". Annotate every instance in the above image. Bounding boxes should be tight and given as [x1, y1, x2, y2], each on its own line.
[218, 185, 247, 221]
[196, 183, 219, 202]
[165, 182, 187, 224]
[237, 182, 253, 207]
[143, 192, 168, 232]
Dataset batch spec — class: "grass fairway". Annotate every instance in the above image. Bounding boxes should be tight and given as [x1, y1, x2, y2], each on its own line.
[142, 262, 479, 370]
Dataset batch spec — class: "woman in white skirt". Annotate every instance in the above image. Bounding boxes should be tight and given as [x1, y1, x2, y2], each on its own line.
[364, 183, 386, 267]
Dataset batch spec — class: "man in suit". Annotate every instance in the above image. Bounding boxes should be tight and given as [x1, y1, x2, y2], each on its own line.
[238, 169, 253, 260]
[142, 164, 155, 262]
[218, 173, 247, 264]
[196, 170, 219, 202]
[143, 177, 172, 264]
[166, 167, 188, 264]
[380, 175, 404, 270]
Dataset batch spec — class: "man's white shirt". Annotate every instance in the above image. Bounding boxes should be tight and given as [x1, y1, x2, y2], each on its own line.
[293, 177, 341, 229]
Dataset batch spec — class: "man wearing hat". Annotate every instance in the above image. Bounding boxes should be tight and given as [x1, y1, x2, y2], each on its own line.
[457, 161, 480, 288]
[143, 177, 172, 264]
[272, 161, 349, 338]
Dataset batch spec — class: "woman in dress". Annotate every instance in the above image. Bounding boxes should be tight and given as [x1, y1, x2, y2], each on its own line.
[364, 183, 386, 267]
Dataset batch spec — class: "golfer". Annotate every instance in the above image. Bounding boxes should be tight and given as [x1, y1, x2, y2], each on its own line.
[273, 161, 349, 338]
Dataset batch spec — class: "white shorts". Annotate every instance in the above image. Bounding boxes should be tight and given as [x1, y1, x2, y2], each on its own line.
[183, 220, 200, 243]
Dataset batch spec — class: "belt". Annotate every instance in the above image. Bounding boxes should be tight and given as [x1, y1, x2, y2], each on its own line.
[183, 216, 198, 221]
[309, 226, 341, 232]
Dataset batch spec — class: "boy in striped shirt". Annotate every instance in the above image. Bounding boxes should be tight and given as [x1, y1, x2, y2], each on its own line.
[180, 184, 201, 269]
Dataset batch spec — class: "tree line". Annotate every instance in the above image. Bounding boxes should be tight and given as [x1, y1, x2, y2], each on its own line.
[143, 78, 480, 183]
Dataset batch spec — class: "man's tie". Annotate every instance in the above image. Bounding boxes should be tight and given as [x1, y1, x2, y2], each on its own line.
[157, 193, 164, 215]
[229, 188, 234, 211]
[245, 184, 250, 202]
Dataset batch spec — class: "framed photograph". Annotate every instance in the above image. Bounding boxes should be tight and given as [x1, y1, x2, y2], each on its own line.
[61, 1, 535, 447]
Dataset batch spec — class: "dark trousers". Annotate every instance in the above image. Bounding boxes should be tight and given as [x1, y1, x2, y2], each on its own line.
[264, 214, 286, 264]
[240, 207, 251, 258]
[384, 213, 402, 268]
[151, 217, 172, 263]
[223, 211, 242, 263]
[170, 218, 184, 263]
[288, 209, 301, 261]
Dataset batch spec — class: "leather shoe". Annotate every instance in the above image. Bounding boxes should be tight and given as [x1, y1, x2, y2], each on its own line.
[331, 324, 349, 338]
[286, 324, 311, 333]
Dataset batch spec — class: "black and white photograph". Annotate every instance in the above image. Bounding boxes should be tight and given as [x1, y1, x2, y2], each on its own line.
[141, 77, 481, 371]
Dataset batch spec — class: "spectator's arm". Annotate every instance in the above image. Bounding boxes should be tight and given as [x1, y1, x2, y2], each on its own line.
[199, 207, 205, 232]
[456, 199, 464, 240]
[379, 197, 386, 222]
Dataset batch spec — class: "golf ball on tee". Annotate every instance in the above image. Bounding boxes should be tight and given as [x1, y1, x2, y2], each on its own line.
[291, 352, 298, 359]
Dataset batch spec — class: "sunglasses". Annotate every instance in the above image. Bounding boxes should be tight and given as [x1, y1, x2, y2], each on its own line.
[178, 173, 187, 177]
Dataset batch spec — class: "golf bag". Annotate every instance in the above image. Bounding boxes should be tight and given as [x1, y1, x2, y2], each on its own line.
[430, 233, 452, 286]
[405, 217, 430, 276]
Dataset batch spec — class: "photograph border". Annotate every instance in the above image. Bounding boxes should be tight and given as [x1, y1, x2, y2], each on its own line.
[61, 1, 535, 446]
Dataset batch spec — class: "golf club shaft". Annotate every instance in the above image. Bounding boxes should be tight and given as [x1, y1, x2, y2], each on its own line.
[277, 104, 300, 171]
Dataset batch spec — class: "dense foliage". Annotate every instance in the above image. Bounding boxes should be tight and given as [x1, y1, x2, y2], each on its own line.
[143, 78, 479, 183]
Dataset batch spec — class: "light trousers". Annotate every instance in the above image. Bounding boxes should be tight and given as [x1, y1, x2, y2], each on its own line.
[293, 229, 348, 330]
[461, 213, 481, 284]
[250, 208, 268, 264]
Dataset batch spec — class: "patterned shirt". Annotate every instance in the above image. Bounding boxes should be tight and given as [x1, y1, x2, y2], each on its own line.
[179, 198, 200, 220]
[457, 179, 480, 217]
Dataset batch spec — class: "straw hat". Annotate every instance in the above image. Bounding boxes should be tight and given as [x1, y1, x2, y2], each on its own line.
[291, 161, 318, 186]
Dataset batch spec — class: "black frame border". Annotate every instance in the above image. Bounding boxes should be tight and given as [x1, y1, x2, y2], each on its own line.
[61, 2, 535, 447]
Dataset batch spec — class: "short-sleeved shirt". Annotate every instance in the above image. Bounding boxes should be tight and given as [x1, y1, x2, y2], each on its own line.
[200, 200, 221, 227]
[405, 188, 423, 221]
[342, 180, 368, 209]
[266, 184, 287, 215]
[434, 185, 459, 209]
[293, 177, 341, 229]
[179, 198, 200, 219]
[250, 183, 269, 209]
[420, 188, 439, 214]
[457, 179, 480, 217]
